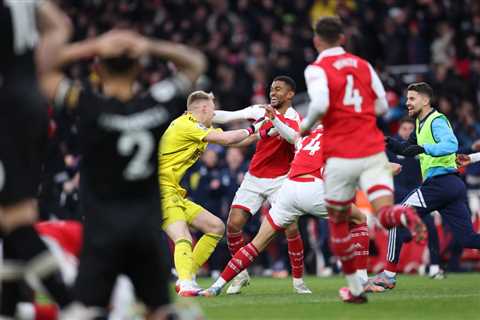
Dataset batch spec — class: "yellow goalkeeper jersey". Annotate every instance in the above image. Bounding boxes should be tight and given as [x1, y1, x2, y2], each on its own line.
[158, 112, 219, 194]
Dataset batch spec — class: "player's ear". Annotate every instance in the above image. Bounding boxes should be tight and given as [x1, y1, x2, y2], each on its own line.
[313, 35, 321, 49]
[287, 90, 295, 100]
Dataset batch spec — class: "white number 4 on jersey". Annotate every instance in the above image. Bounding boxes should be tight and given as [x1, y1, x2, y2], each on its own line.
[343, 75, 363, 113]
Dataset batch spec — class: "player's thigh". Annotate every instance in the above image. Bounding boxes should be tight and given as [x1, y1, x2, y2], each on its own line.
[267, 181, 298, 230]
[126, 224, 171, 309]
[188, 202, 224, 235]
[161, 190, 188, 230]
[231, 173, 267, 214]
[358, 152, 394, 203]
[183, 199, 208, 225]
[324, 157, 360, 206]
[264, 175, 287, 206]
[295, 180, 328, 219]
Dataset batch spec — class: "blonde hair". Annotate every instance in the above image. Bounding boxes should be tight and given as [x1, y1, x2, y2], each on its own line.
[187, 90, 214, 110]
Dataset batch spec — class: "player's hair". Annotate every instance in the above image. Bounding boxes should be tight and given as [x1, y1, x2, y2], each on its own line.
[187, 90, 215, 110]
[399, 117, 415, 126]
[100, 56, 138, 75]
[272, 75, 296, 92]
[407, 82, 434, 101]
[314, 16, 344, 44]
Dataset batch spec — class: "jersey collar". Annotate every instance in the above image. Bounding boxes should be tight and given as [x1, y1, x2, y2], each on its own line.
[315, 46, 346, 62]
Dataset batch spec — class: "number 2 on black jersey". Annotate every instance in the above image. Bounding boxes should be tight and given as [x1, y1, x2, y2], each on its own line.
[117, 130, 154, 181]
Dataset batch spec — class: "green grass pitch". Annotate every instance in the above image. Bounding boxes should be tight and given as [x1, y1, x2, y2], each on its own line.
[191, 274, 480, 320]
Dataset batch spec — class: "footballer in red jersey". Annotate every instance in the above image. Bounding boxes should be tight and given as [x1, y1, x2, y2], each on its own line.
[200, 122, 383, 296]
[212, 76, 309, 294]
[300, 16, 424, 303]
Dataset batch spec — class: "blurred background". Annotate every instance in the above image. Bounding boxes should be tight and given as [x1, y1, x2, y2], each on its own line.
[41, 0, 480, 278]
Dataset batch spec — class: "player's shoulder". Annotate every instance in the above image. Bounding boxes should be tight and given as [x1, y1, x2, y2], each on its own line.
[172, 113, 210, 133]
[284, 107, 301, 122]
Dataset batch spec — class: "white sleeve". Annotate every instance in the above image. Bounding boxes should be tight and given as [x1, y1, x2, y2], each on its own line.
[368, 63, 389, 116]
[213, 105, 266, 124]
[469, 152, 480, 163]
[301, 65, 329, 132]
[272, 117, 299, 144]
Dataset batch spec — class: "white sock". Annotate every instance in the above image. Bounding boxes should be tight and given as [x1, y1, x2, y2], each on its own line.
[384, 270, 396, 278]
[212, 277, 227, 288]
[293, 277, 304, 286]
[180, 279, 194, 288]
[429, 264, 440, 276]
[356, 269, 368, 284]
[346, 274, 364, 296]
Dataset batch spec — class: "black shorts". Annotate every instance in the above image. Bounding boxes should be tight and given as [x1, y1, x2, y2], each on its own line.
[75, 192, 170, 309]
[0, 92, 49, 206]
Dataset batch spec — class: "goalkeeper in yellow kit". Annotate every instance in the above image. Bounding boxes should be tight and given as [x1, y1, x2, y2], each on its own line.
[159, 90, 263, 296]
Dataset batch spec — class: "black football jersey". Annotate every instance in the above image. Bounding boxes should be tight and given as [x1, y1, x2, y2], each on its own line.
[0, 0, 39, 80]
[72, 78, 187, 200]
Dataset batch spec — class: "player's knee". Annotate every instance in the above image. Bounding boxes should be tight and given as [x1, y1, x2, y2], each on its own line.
[209, 216, 225, 236]
[348, 208, 366, 225]
[227, 209, 249, 232]
[284, 223, 299, 238]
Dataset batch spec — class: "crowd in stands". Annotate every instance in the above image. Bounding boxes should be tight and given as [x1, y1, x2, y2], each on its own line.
[40, 0, 480, 275]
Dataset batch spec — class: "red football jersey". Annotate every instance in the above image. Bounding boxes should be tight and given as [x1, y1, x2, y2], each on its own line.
[249, 107, 300, 178]
[288, 126, 324, 179]
[311, 52, 385, 159]
[35, 221, 83, 258]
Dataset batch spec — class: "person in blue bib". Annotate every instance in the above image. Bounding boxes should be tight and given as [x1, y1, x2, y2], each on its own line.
[372, 82, 480, 289]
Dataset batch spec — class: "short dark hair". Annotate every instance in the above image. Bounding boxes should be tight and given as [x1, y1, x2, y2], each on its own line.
[314, 16, 344, 44]
[399, 117, 415, 126]
[100, 56, 138, 75]
[407, 82, 434, 100]
[272, 75, 296, 92]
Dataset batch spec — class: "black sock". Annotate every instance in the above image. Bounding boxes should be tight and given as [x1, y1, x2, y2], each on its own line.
[5, 225, 73, 307]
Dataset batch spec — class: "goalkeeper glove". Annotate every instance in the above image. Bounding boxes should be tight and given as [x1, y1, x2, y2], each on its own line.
[402, 144, 425, 157]
[246, 117, 267, 135]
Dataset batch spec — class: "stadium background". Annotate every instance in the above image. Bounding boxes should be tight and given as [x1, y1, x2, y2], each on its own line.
[41, 0, 480, 277]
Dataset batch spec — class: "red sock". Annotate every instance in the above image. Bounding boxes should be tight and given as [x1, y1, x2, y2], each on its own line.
[34, 303, 58, 320]
[220, 243, 259, 282]
[329, 220, 356, 274]
[287, 234, 304, 279]
[378, 205, 406, 229]
[385, 260, 398, 273]
[349, 222, 369, 270]
[227, 227, 245, 256]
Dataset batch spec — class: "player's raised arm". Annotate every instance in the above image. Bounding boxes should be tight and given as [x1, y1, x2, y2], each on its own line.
[35, 0, 72, 75]
[39, 30, 136, 107]
[213, 105, 266, 124]
[203, 119, 265, 145]
[140, 38, 206, 85]
[301, 65, 329, 133]
[368, 63, 389, 116]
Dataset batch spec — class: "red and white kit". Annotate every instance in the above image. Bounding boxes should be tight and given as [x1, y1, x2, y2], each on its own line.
[267, 126, 328, 230]
[303, 46, 392, 206]
[232, 107, 301, 214]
